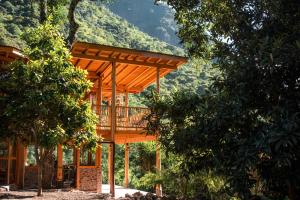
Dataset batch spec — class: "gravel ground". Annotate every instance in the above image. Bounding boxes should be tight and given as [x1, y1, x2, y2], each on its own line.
[0, 190, 111, 200]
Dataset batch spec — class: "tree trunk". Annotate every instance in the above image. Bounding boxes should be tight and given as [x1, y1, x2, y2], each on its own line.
[37, 161, 43, 196]
[67, 0, 82, 48]
[35, 146, 43, 196]
[39, 0, 47, 23]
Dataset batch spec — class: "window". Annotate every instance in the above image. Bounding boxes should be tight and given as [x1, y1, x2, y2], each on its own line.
[63, 146, 74, 165]
[26, 145, 36, 166]
[80, 148, 95, 166]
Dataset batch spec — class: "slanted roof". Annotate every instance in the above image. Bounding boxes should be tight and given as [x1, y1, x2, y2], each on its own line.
[71, 42, 188, 98]
[0, 46, 24, 66]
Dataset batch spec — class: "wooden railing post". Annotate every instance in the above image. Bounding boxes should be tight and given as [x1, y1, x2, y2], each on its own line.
[125, 91, 129, 128]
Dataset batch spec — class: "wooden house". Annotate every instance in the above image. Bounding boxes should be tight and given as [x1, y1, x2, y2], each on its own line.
[0, 42, 187, 196]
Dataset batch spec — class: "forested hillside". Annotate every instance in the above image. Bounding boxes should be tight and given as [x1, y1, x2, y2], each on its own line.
[107, 0, 180, 46]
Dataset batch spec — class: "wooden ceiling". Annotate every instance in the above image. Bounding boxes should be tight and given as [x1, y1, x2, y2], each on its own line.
[71, 42, 188, 98]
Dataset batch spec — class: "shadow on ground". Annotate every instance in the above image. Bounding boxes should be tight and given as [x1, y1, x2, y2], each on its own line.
[0, 194, 35, 199]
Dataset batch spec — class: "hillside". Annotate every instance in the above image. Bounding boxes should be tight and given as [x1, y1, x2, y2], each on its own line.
[0, 0, 182, 55]
[107, 0, 180, 46]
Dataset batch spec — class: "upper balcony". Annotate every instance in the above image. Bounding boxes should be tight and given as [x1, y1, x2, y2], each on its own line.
[95, 105, 149, 130]
[71, 42, 187, 144]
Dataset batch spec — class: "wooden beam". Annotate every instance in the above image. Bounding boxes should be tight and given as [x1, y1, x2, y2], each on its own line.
[124, 143, 129, 188]
[72, 42, 187, 63]
[72, 53, 178, 69]
[57, 144, 63, 185]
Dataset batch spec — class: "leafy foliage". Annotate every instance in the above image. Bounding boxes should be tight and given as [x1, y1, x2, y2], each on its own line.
[150, 0, 300, 199]
[0, 21, 100, 195]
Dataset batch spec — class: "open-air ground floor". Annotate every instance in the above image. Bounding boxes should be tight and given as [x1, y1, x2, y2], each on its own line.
[0, 184, 151, 200]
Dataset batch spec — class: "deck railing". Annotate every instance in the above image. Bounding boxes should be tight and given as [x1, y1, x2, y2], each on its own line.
[92, 105, 149, 130]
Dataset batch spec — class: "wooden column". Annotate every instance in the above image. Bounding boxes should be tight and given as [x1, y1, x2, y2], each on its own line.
[108, 143, 115, 196]
[16, 142, 26, 188]
[76, 148, 80, 189]
[96, 145, 102, 192]
[108, 144, 111, 184]
[96, 76, 103, 193]
[7, 141, 11, 185]
[109, 61, 116, 197]
[155, 67, 162, 196]
[124, 143, 129, 188]
[57, 144, 63, 187]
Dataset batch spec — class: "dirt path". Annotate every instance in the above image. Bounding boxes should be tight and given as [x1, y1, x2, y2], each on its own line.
[0, 190, 110, 200]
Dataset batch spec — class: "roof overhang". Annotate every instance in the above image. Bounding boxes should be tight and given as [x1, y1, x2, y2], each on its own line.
[0, 42, 188, 98]
[0, 46, 25, 67]
[71, 42, 188, 98]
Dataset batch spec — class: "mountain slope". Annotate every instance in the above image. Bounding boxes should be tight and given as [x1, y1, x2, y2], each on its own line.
[107, 0, 180, 46]
[0, 0, 182, 56]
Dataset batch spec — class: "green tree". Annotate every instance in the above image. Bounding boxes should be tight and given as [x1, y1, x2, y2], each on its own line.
[0, 21, 100, 196]
[149, 0, 300, 199]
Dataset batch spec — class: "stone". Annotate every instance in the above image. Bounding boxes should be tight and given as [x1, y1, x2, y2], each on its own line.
[0, 186, 9, 192]
[145, 192, 156, 200]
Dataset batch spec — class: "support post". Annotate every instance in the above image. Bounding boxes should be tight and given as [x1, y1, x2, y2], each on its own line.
[124, 143, 129, 188]
[76, 148, 80, 190]
[96, 75, 103, 193]
[57, 144, 63, 187]
[22, 145, 27, 188]
[110, 61, 117, 197]
[155, 67, 162, 196]
[108, 143, 115, 196]
[96, 145, 102, 192]
[108, 144, 111, 184]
